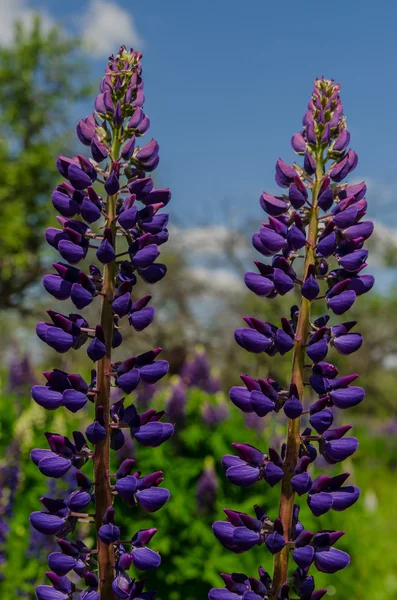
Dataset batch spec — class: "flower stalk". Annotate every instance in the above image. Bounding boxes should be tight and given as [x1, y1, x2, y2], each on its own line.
[272, 155, 324, 598]
[31, 46, 174, 600]
[209, 78, 374, 600]
[94, 189, 118, 597]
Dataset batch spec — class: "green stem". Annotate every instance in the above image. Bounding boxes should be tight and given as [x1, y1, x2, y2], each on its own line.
[271, 153, 324, 598]
[94, 132, 121, 600]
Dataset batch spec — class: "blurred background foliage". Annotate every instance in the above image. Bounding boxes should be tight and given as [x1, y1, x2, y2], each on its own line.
[0, 16, 397, 600]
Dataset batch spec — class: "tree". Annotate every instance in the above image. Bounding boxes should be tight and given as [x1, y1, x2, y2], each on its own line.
[0, 16, 92, 309]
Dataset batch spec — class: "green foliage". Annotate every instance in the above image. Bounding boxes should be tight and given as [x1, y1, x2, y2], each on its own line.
[0, 16, 92, 308]
[1, 371, 396, 600]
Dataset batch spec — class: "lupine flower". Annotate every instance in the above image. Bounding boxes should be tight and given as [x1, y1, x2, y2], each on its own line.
[208, 568, 272, 600]
[165, 380, 187, 428]
[32, 46, 173, 599]
[7, 348, 36, 396]
[0, 442, 20, 575]
[202, 401, 229, 425]
[181, 348, 222, 393]
[210, 78, 373, 599]
[196, 458, 218, 514]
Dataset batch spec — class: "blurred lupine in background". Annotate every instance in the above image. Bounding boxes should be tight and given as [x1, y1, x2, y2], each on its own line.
[8, 348, 36, 398]
[209, 78, 374, 600]
[30, 45, 174, 600]
[0, 443, 20, 576]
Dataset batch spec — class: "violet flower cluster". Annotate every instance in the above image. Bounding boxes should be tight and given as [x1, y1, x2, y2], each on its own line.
[166, 349, 226, 428]
[30, 46, 174, 600]
[210, 78, 374, 600]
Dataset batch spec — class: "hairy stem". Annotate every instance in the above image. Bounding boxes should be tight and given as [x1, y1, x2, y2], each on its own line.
[271, 155, 324, 597]
[94, 134, 121, 600]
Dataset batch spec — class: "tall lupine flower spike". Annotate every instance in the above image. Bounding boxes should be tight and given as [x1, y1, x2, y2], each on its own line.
[32, 46, 174, 600]
[210, 77, 374, 600]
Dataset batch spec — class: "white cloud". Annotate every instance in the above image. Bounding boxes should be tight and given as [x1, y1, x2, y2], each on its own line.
[190, 267, 245, 293]
[169, 225, 249, 256]
[0, 0, 143, 57]
[0, 0, 54, 46]
[351, 175, 395, 206]
[80, 0, 143, 57]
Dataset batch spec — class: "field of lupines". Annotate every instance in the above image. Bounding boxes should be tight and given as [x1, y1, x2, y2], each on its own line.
[0, 41, 397, 600]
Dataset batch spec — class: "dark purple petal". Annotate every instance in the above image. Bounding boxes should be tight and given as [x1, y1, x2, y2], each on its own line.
[306, 339, 328, 362]
[273, 269, 295, 295]
[58, 240, 86, 265]
[117, 369, 140, 394]
[35, 586, 69, 600]
[317, 232, 337, 257]
[343, 221, 374, 241]
[68, 164, 92, 190]
[67, 489, 91, 511]
[234, 328, 271, 353]
[225, 464, 260, 487]
[250, 390, 275, 417]
[133, 422, 174, 447]
[314, 547, 350, 573]
[48, 552, 77, 576]
[208, 590, 241, 600]
[96, 239, 115, 264]
[229, 387, 252, 413]
[98, 523, 120, 544]
[38, 456, 72, 478]
[115, 475, 138, 506]
[30, 512, 66, 535]
[113, 292, 132, 318]
[258, 228, 286, 253]
[260, 192, 289, 216]
[131, 244, 159, 269]
[265, 531, 285, 554]
[86, 422, 107, 444]
[292, 545, 315, 569]
[291, 472, 312, 496]
[327, 290, 356, 315]
[347, 274, 374, 296]
[288, 224, 306, 250]
[87, 338, 106, 362]
[283, 395, 303, 419]
[139, 263, 167, 283]
[139, 360, 169, 383]
[301, 275, 320, 301]
[131, 547, 161, 570]
[330, 386, 365, 409]
[318, 184, 334, 211]
[275, 329, 294, 355]
[307, 491, 333, 516]
[32, 386, 63, 410]
[136, 488, 170, 512]
[331, 485, 360, 511]
[263, 462, 284, 487]
[309, 409, 333, 434]
[118, 206, 138, 230]
[323, 437, 359, 464]
[62, 389, 87, 413]
[43, 275, 72, 301]
[70, 284, 94, 310]
[333, 333, 363, 355]
[291, 132, 306, 153]
[244, 272, 274, 297]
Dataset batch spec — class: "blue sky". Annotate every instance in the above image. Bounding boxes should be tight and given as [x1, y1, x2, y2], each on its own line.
[5, 0, 397, 232]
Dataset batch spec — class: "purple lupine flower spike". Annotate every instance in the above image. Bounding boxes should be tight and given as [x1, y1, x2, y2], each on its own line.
[210, 77, 373, 600]
[32, 45, 173, 600]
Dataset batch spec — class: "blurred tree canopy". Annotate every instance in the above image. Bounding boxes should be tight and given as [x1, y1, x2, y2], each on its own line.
[0, 17, 92, 309]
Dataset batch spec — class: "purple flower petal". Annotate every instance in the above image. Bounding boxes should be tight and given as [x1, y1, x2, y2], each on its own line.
[131, 546, 161, 570]
[314, 547, 350, 573]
